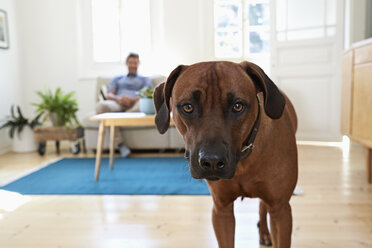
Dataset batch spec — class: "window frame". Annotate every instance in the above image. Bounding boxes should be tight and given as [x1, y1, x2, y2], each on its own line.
[214, 0, 271, 60]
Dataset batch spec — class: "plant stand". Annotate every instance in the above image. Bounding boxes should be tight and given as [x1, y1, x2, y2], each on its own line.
[34, 126, 86, 155]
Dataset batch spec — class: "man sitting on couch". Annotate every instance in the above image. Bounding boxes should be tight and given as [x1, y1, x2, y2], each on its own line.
[96, 52, 153, 157]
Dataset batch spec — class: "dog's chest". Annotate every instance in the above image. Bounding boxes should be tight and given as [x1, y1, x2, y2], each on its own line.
[235, 176, 262, 199]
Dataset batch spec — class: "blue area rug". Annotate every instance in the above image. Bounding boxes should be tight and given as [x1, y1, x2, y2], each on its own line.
[1, 157, 210, 195]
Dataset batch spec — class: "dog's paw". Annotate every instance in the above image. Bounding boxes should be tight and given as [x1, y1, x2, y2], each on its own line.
[260, 235, 272, 247]
[257, 221, 272, 247]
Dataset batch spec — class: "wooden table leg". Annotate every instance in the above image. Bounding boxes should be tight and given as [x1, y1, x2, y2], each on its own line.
[109, 125, 115, 170]
[56, 141, 60, 154]
[367, 148, 372, 184]
[95, 122, 105, 181]
[82, 138, 87, 153]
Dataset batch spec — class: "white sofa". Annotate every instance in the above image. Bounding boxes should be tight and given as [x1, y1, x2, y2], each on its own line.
[82, 75, 185, 151]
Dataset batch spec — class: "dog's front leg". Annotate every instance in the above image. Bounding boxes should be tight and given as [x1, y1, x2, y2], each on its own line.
[212, 202, 235, 248]
[268, 202, 293, 248]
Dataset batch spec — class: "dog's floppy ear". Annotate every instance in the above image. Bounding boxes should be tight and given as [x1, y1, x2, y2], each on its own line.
[239, 61, 285, 119]
[153, 82, 167, 133]
[154, 65, 186, 134]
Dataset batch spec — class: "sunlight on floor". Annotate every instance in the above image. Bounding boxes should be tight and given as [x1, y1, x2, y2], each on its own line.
[0, 190, 30, 212]
[341, 135, 351, 160]
[298, 136, 352, 186]
[297, 135, 351, 160]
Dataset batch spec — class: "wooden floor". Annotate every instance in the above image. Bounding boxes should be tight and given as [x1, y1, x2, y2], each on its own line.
[0, 143, 371, 248]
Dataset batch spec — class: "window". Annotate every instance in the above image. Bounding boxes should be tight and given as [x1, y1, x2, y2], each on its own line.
[214, 0, 270, 58]
[91, 0, 151, 63]
[276, 0, 336, 41]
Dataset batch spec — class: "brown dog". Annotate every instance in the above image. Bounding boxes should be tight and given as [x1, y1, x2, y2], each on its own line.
[154, 61, 298, 248]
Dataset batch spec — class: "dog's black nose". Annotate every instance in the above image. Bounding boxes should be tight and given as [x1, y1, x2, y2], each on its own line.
[198, 151, 226, 171]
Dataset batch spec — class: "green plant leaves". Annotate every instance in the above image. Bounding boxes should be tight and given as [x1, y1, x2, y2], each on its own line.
[33, 87, 80, 127]
[0, 87, 81, 140]
[30, 112, 43, 128]
[138, 86, 154, 98]
[0, 105, 34, 139]
[9, 125, 16, 139]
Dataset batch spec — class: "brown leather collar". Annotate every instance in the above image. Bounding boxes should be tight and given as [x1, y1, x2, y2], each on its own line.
[240, 95, 261, 160]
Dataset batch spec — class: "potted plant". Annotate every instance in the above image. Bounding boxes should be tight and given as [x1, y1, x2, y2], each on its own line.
[138, 86, 155, 114]
[34, 88, 80, 127]
[0, 105, 42, 152]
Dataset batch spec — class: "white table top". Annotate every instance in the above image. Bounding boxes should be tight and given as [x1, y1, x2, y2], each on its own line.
[89, 112, 174, 127]
[90, 112, 149, 120]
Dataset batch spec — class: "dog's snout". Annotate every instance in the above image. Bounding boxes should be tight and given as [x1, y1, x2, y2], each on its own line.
[198, 152, 226, 171]
[189, 141, 236, 180]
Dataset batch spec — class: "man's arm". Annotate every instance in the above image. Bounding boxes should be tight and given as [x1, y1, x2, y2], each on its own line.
[107, 90, 122, 105]
[107, 90, 138, 108]
[107, 78, 120, 103]
[119, 95, 138, 108]
[107, 77, 134, 107]
[106, 90, 120, 103]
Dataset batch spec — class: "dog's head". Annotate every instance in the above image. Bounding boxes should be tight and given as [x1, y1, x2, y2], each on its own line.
[154, 61, 285, 181]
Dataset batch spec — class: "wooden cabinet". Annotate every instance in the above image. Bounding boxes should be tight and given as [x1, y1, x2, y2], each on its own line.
[342, 38, 372, 183]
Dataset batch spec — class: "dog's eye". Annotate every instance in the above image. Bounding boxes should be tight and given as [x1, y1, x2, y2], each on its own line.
[233, 103, 244, 113]
[182, 104, 194, 113]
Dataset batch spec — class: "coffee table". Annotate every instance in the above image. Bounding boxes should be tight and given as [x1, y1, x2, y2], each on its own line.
[90, 112, 174, 181]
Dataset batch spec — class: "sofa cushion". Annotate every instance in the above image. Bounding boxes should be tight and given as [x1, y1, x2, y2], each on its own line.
[99, 85, 108, 101]
[82, 111, 100, 129]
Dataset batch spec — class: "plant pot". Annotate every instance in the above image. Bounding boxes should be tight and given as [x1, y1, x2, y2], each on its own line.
[139, 98, 155, 115]
[12, 126, 38, 153]
[50, 112, 63, 126]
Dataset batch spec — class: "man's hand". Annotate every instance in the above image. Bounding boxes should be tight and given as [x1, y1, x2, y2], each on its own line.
[118, 95, 139, 108]
[107, 91, 138, 108]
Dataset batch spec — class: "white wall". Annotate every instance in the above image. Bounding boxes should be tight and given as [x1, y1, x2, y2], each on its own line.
[15, 0, 82, 117]
[142, 0, 215, 74]
[0, 0, 21, 153]
[162, 0, 204, 66]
